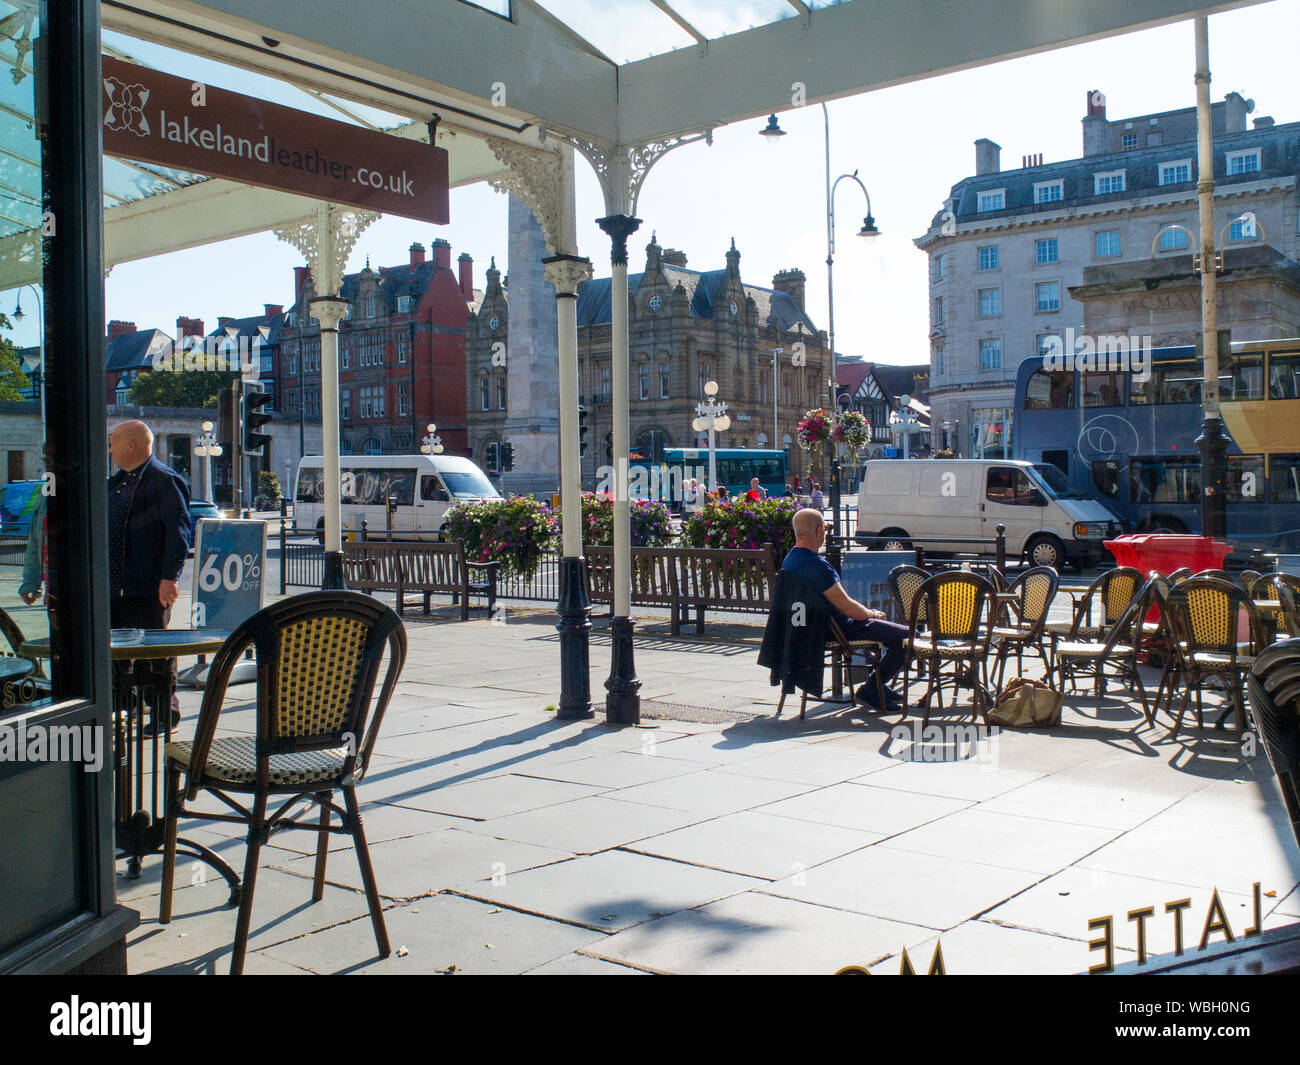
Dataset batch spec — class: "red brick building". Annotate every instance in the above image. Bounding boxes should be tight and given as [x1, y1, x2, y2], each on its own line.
[277, 237, 477, 455]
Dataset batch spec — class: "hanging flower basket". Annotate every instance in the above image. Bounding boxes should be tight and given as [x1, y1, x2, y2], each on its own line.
[797, 408, 832, 458]
[833, 410, 871, 463]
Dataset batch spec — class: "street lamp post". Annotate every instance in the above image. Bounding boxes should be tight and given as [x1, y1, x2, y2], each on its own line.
[770, 347, 782, 453]
[692, 381, 731, 493]
[12, 285, 44, 429]
[420, 423, 444, 455]
[193, 420, 223, 504]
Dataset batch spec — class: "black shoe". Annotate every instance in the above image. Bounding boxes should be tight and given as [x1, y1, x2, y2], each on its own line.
[855, 684, 904, 712]
[140, 710, 181, 738]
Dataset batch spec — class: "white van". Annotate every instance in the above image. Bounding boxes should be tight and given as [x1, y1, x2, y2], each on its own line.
[293, 454, 500, 541]
[855, 458, 1123, 569]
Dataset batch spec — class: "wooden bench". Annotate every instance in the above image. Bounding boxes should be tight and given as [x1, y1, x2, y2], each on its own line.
[584, 545, 774, 635]
[342, 541, 497, 620]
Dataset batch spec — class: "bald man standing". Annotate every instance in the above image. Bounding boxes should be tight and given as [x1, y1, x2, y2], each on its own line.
[108, 420, 193, 725]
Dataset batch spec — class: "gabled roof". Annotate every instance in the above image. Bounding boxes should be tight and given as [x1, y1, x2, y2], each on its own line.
[105, 328, 172, 372]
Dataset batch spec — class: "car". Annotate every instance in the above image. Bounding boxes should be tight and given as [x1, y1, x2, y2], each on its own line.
[188, 498, 223, 525]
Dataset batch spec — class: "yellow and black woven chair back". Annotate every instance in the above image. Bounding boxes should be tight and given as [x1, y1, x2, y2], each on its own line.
[1168, 567, 1194, 586]
[1238, 569, 1262, 595]
[1254, 573, 1300, 637]
[889, 565, 929, 626]
[183, 591, 406, 795]
[916, 571, 993, 644]
[1010, 565, 1058, 627]
[1168, 576, 1259, 657]
[1100, 567, 1144, 625]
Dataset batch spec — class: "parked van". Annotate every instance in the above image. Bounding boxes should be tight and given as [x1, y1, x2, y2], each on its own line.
[293, 454, 500, 541]
[855, 458, 1123, 569]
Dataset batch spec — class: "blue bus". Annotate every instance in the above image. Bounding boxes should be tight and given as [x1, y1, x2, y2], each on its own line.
[1012, 338, 1300, 550]
[628, 447, 788, 506]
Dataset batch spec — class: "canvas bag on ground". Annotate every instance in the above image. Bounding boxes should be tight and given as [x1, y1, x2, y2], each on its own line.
[988, 677, 1062, 728]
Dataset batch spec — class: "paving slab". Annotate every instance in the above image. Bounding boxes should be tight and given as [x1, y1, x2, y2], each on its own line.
[391, 773, 605, 820]
[605, 768, 818, 817]
[760, 843, 1042, 930]
[868, 919, 1137, 976]
[525, 952, 649, 975]
[514, 751, 704, 789]
[629, 809, 878, 880]
[461, 848, 761, 931]
[464, 795, 706, 855]
[756, 782, 972, 838]
[585, 890, 934, 975]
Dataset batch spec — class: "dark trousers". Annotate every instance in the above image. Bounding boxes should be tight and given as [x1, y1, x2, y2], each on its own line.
[839, 617, 909, 687]
[111, 596, 176, 715]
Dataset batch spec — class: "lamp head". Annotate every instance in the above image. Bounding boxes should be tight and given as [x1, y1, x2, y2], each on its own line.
[12, 300, 23, 321]
[858, 215, 879, 239]
[704, 380, 719, 397]
[759, 114, 786, 143]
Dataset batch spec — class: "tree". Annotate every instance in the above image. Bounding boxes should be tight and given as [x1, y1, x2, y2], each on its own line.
[0, 312, 33, 401]
[127, 367, 240, 409]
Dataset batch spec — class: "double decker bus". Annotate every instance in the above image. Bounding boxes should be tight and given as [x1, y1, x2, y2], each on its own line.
[1012, 338, 1300, 550]
[626, 447, 788, 507]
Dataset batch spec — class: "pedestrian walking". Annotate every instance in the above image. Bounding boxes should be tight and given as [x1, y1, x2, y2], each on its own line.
[809, 481, 824, 511]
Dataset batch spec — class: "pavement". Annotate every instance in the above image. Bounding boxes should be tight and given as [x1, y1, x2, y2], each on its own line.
[91, 583, 1300, 976]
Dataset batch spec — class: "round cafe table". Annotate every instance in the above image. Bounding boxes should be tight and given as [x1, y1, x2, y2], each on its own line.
[22, 628, 239, 895]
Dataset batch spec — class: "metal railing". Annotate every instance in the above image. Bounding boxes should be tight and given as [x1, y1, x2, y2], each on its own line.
[0, 535, 27, 566]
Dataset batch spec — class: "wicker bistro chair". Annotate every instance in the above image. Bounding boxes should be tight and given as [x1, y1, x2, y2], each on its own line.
[1053, 580, 1150, 718]
[1247, 639, 1300, 854]
[1046, 566, 1144, 645]
[901, 571, 997, 727]
[1238, 569, 1263, 595]
[1162, 576, 1265, 739]
[160, 591, 407, 975]
[991, 566, 1059, 694]
[1168, 567, 1194, 586]
[888, 565, 929, 626]
[1253, 573, 1300, 642]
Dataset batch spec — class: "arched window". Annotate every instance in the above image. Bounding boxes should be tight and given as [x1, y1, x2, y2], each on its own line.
[363, 438, 382, 455]
[782, 373, 792, 407]
[497, 376, 507, 410]
[639, 363, 650, 400]
[479, 373, 490, 411]
[340, 439, 354, 455]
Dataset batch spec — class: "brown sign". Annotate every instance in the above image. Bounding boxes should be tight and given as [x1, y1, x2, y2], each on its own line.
[101, 55, 449, 224]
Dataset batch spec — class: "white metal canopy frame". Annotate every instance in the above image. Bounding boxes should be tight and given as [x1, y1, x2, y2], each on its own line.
[86, 0, 1268, 719]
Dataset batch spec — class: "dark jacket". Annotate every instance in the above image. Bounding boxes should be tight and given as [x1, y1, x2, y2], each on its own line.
[758, 570, 830, 696]
[109, 455, 192, 597]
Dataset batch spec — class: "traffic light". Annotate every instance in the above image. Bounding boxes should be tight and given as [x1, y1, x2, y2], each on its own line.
[578, 404, 589, 455]
[242, 381, 273, 456]
[501, 440, 515, 472]
[217, 381, 236, 449]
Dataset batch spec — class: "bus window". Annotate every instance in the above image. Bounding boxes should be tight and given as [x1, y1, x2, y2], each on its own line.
[1130, 458, 1200, 503]
[1223, 353, 1263, 400]
[1153, 366, 1201, 404]
[1024, 370, 1074, 410]
[1269, 455, 1300, 502]
[1268, 352, 1300, 399]
[1082, 372, 1124, 408]
[1227, 455, 1265, 503]
[1091, 461, 1120, 498]
[986, 467, 1042, 506]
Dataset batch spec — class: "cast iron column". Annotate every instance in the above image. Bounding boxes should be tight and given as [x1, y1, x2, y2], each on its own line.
[544, 253, 596, 719]
[597, 213, 642, 725]
[312, 294, 349, 589]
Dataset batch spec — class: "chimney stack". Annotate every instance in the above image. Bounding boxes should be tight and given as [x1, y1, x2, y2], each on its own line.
[457, 252, 474, 300]
[772, 268, 807, 310]
[1021, 152, 1043, 168]
[431, 238, 452, 270]
[409, 241, 426, 266]
[263, 305, 282, 320]
[1082, 90, 1109, 156]
[294, 265, 311, 295]
[107, 320, 136, 342]
[1254, 115, 1275, 129]
[1224, 91, 1248, 133]
[974, 138, 1001, 176]
[662, 248, 688, 267]
[175, 316, 204, 339]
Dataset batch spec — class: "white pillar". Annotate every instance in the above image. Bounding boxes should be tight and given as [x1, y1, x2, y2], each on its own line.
[312, 296, 349, 555]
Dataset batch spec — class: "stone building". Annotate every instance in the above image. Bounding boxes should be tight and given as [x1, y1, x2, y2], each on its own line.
[915, 89, 1300, 457]
[466, 228, 833, 491]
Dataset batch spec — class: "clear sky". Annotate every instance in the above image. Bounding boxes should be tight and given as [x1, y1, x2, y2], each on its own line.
[6, 2, 1297, 365]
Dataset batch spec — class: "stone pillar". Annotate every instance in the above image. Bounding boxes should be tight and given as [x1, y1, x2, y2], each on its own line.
[502, 195, 561, 498]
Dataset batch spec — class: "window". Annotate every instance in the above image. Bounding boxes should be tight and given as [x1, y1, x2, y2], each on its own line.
[1082, 371, 1125, 408]
[972, 407, 1011, 458]
[1095, 231, 1121, 257]
[978, 189, 1006, 212]
[1121, 132, 1139, 150]
[1035, 238, 1059, 264]
[986, 467, 1042, 506]
[397, 338, 408, 365]
[1227, 455, 1265, 503]
[1130, 458, 1200, 504]
[1094, 170, 1126, 195]
[977, 246, 999, 271]
[933, 344, 945, 376]
[931, 253, 946, 281]
[341, 389, 351, 420]
[977, 287, 1001, 317]
[660, 363, 670, 399]
[1268, 351, 1300, 399]
[979, 338, 1002, 370]
[1226, 148, 1261, 175]
[1269, 455, 1300, 502]
[782, 373, 792, 406]
[600, 366, 611, 398]
[1159, 160, 1192, 185]
[1228, 215, 1257, 241]
[397, 295, 412, 313]
[1024, 369, 1074, 410]
[1158, 226, 1188, 251]
[497, 377, 507, 410]
[1035, 281, 1060, 311]
[639, 363, 649, 400]
[480, 376, 489, 411]
[366, 296, 376, 317]
[289, 353, 298, 375]
[933, 296, 944, 326]
[1034, 180, 1063, 204]
[1222, 352, 1263, 400]
[341, 344, 350, 370]
[698, 362, 711, 397]
[1036, 334, 1061, 358]
[397, 383, 409, 416]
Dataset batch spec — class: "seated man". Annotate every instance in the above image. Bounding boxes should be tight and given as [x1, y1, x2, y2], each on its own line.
[781, 508, 908, 710]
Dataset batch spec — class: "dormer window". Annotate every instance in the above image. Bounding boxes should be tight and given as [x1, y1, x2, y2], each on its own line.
[397, 295, 412, 313]
[977, 189, 1006, 212]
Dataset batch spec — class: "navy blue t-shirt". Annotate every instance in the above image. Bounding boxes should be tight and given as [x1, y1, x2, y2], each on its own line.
[781, 546, 849, 626]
